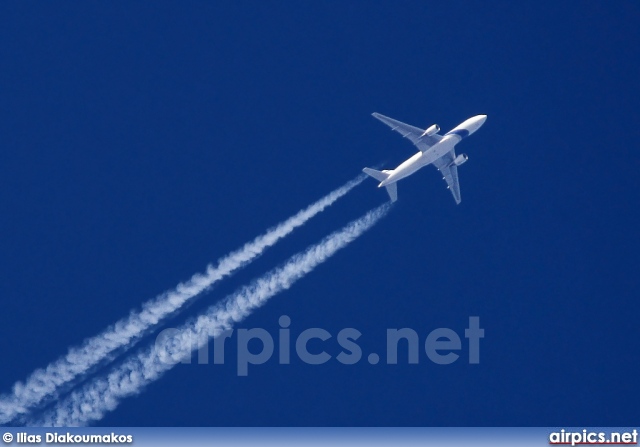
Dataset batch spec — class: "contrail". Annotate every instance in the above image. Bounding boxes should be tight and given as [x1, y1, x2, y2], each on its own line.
[33, 203, 392, 426]
[0, 175, 364, 425]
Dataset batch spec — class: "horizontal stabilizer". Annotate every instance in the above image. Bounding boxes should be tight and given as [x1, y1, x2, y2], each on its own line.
[363, 168, 398, 202]
[385, 183, 398, 202]
[362, 167, 389, 182]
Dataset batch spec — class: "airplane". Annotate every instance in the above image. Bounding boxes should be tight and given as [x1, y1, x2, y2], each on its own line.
[363, 113, 487, 204]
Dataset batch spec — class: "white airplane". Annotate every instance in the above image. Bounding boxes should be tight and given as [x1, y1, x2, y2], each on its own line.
[363, 113, 487, 204]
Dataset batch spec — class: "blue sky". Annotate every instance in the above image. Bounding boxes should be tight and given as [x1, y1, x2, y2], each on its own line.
[0, 1, 638, 426]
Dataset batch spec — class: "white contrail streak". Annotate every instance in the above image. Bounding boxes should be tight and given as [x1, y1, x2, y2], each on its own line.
[0, 176, 364, 425]
[34, 203, 391, 426]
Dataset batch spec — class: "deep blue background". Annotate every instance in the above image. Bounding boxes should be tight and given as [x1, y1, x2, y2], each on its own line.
[1, 1, 639, 426]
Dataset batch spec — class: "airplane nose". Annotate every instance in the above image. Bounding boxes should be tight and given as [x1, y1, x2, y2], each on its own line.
[459, 115, 487, 136]
[469, 115, 487, 132]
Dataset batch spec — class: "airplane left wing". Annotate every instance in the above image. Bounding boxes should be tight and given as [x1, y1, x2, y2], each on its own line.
[372, 112, 442, 151]
[432, 149, 462, 204]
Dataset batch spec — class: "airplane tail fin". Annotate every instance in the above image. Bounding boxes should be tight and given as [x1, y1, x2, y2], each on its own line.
[362, 168, 398, 202]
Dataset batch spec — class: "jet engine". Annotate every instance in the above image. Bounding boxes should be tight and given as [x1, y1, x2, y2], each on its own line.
[453, 153, 469, 166]
[420, 124, 440, 137]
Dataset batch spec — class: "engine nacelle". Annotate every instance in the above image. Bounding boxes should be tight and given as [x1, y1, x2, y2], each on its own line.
[420, 124, 440, 137]
[453, 153, 469, 166]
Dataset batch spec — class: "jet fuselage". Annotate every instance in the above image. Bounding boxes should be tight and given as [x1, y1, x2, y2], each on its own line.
[379, 115, 487, 188]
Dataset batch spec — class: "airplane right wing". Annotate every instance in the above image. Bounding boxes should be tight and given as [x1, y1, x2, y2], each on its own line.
[432, 149, 462, 204]
[372, 112, 442, 151]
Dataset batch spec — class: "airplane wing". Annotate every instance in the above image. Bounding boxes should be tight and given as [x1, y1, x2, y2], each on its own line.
[372, 112, 442, 151]
[432, 149, 462, 204]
